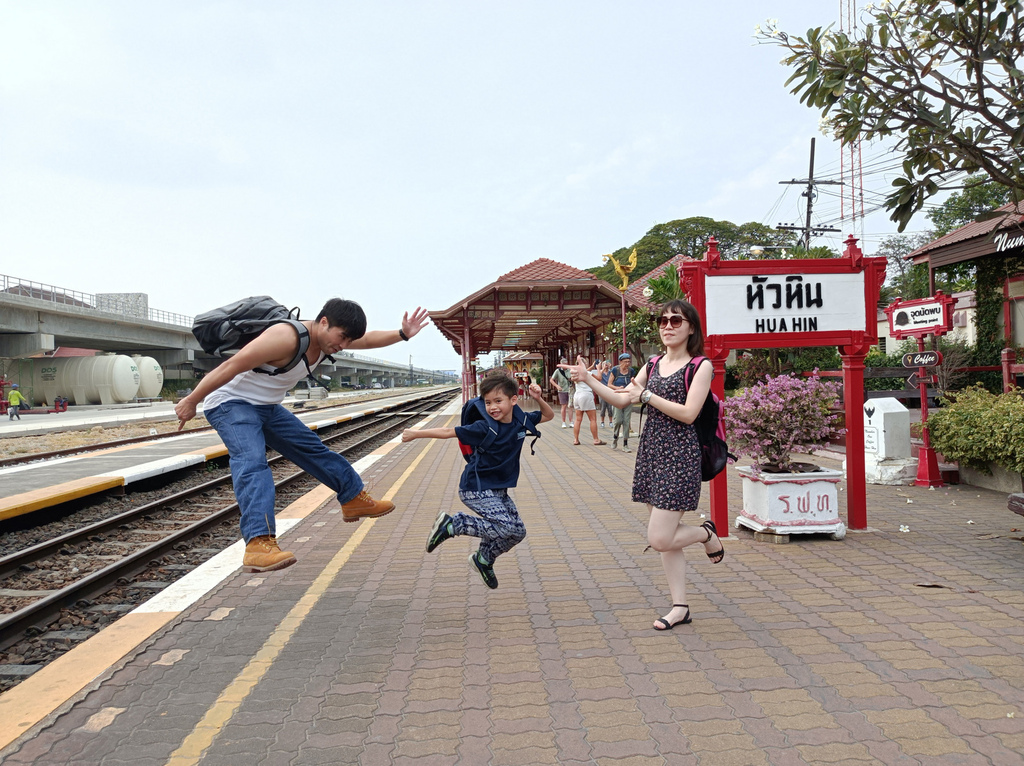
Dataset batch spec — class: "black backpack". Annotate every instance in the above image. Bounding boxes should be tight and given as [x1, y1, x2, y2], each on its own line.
[191, 296, 331, 382]
[641, 355, 734, 481]
[457, 397, 541, 489]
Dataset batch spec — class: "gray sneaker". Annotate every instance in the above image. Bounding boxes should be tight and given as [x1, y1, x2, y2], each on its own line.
[621, 444, 631, 453]
[611, 439, 618, 450]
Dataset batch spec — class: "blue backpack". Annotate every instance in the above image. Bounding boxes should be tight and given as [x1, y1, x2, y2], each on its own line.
[457, 397, 541, 488]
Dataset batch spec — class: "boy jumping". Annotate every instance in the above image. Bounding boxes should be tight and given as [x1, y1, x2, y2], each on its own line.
[402, 371, 553, 588]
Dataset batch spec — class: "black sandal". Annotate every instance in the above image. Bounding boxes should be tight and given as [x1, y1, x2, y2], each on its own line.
[701, 520, 725, 564]
[654, 604, 691, 630]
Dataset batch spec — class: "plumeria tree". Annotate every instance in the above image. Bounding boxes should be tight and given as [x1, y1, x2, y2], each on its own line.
[758, 1, 1024, 230]
[602, 307, 659, 365]
[723, 373, 845, 472]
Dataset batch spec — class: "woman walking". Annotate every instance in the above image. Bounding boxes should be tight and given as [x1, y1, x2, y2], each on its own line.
[560, 300, 724, 630]
[571, 357, 606, 446]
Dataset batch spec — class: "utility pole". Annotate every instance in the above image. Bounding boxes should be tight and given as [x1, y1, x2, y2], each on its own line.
[777, 138, 842, 250]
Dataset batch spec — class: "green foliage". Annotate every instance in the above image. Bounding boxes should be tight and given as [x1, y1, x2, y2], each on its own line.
[733, 351, 776, 387]
[760, 2, 1024, 230]
[874, 233, 934, 302]
[602, 308, 659, 364]
[975, 254, 1024, 365]
[529, 364, 545, 385]
[864, 345, 910, 390]
[788, 346, 841, 375]
[645, 264, 686, 303]
[929, 385, 1024, 473]
[926, 176, 1014, 236]
[589, 217, 799, 284]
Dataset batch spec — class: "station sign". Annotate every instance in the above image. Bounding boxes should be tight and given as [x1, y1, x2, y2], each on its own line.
[885, 292, 955, 340]
[902, 350, 942, 368]
[704, 272, 867, 336]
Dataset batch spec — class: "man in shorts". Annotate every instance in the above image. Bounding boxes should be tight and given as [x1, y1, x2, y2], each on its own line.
[549, 359, 574, 428]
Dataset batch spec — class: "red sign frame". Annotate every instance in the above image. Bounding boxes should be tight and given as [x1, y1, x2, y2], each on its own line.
[679, 235, 887, 534]
[884, 292, 956, 340]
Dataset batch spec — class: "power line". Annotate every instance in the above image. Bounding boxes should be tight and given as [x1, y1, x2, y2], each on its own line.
[776, 138, 842, 249]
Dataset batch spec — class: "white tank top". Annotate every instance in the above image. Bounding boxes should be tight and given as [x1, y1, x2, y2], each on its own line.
[203, 354, 324, 410]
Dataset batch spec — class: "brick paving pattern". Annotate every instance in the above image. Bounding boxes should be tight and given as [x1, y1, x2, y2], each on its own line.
[2, 414, 1023, 765]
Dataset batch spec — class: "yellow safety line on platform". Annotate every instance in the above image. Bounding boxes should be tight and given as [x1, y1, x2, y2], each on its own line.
[164, 428, 445, 766]
[0, 476, 125, 521]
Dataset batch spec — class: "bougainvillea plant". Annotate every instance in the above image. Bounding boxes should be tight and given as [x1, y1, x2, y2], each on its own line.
[723, 373, 845, 473]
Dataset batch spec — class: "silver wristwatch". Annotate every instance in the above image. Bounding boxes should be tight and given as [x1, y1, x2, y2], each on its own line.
[640, 389, 652, 405]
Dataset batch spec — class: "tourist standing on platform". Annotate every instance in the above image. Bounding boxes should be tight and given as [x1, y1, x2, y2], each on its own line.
[598, 361, 614, 428]
[7, 384, 26, 420]
[609, 353, 636, 453]
[559, 300, 724, 630]
[401, 371, 553, 589]
[175, 299, 429, 573]
[549, 361, 574, 429]
[571, 357, 606, 446]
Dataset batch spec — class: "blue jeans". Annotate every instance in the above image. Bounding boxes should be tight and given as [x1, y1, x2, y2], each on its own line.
[206, 400, 364, 542]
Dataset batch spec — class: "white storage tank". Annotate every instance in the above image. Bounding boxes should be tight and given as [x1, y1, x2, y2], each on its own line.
[132, 356, 165, 399]
[26, 355, 141, 405]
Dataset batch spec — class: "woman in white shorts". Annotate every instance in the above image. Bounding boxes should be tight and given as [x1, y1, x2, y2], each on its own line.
[571, 358, 606, 446]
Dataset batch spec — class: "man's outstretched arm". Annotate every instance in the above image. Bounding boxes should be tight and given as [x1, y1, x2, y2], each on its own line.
[347, 308, 429, 350]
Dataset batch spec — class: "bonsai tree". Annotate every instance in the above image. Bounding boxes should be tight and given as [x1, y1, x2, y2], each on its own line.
[723, 373, 845, 472]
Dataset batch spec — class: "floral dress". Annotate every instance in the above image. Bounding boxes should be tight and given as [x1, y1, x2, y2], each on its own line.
[631, 358, 702, 511]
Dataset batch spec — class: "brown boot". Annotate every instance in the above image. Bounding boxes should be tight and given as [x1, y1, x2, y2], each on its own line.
[342, 490, 395, 523]
[242, 535, 297, 573]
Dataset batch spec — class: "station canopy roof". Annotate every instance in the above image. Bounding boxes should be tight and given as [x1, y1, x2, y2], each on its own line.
[430, 258, 639, 356]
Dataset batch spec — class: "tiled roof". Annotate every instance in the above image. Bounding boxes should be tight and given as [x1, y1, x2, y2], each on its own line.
[497, 258, 597, 282]
[908, 201, 1024, 258]
[623, 253, 690, 310]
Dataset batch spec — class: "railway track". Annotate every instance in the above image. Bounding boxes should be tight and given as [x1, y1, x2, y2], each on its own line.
[0, 387, 444, 468]
[0, 390, 455, 690]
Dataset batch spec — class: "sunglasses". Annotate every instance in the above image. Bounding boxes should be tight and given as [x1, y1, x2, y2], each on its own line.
[657, 315, 688, 329]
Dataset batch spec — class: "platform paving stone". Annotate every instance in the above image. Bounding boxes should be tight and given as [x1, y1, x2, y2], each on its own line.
[2, 412, 1024, 765]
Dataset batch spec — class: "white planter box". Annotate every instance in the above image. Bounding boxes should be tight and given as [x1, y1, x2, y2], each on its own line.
[736, 465, 846, 540]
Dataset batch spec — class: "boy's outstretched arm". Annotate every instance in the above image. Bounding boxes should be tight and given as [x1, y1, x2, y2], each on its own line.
[401, 427, 457, 442]
[528, 383, 555, 423]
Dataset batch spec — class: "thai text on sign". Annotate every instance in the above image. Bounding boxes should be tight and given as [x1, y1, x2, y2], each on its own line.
[704, 273, 866, 335]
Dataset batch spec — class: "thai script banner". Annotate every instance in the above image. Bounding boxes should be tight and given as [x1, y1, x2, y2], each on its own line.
[704, 273, 866, 335]
[889, 299, 945, 333]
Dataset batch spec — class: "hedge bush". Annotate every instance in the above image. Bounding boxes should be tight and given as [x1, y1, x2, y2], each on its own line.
[928, 385, 1024, 473]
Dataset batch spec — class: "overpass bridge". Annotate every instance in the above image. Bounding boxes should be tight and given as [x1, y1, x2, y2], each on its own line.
[0, 274, 457, 387]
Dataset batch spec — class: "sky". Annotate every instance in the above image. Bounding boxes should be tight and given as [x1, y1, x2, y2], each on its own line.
[0, 1, 915, 372]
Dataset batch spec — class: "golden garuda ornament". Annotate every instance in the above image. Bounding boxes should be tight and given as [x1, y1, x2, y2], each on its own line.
[603, 247, 638, 291]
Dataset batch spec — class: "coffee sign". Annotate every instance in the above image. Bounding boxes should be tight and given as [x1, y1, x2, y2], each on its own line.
[902, 350, 942, 368]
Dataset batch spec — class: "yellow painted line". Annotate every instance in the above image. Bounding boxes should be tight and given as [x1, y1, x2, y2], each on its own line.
[165, 436, 440, 766]
[184, 445, 229, 459]
[0, 611, 175, 750]
[0, 477, 125, 521]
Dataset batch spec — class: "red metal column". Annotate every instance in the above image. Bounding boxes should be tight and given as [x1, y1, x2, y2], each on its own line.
[840, 344, 868, 530]
[914, 337, 944, 487]
[708, 349, 730, 537]
[461, 315, 474, 402]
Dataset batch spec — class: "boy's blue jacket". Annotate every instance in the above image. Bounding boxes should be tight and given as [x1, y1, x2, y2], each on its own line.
[455, 398, 542, 492]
